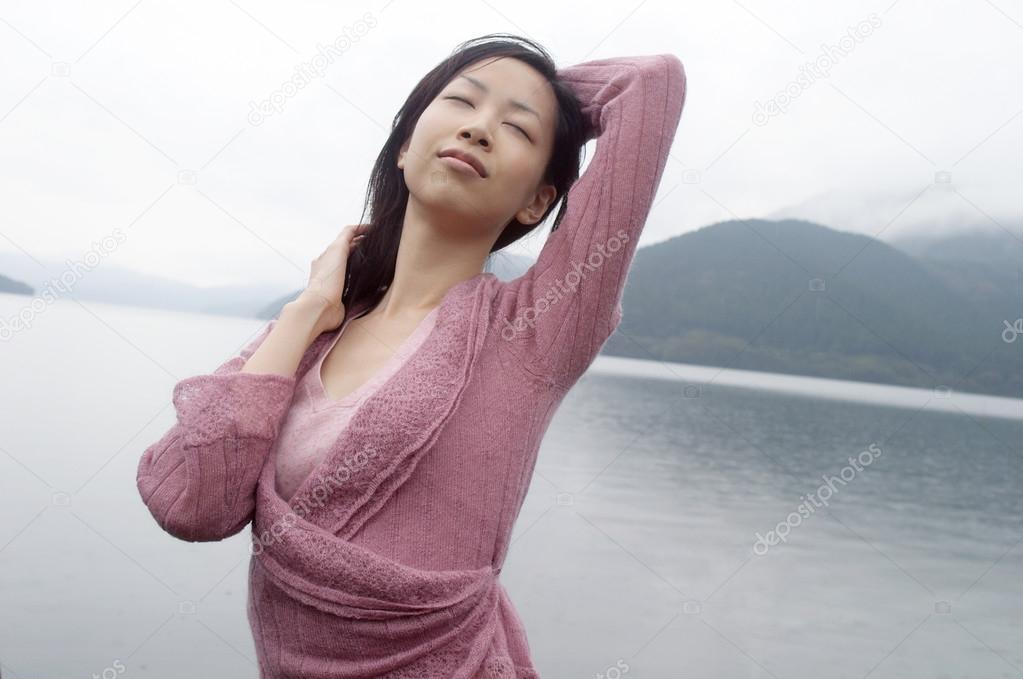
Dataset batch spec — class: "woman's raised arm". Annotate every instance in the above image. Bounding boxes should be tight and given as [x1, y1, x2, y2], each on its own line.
[498, 53, 687, 390]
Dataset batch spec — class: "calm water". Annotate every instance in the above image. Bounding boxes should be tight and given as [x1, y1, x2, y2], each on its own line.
[1, 293, 1021, 678]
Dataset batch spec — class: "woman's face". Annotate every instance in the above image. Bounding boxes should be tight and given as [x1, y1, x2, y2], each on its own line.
[397, 56, 559, 235]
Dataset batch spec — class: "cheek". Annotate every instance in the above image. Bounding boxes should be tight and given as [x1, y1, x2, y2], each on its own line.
[411, 107, 446, 142]
[501, 151, 545, 198]
[401, 114, 439, 165]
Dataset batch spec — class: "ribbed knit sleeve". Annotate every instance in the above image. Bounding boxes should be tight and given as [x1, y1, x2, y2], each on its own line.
[136, 319, 298, 542]
[501, 53, 687, 389]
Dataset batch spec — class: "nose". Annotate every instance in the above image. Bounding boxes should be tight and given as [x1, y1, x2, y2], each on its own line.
[458, 126, 490, 149]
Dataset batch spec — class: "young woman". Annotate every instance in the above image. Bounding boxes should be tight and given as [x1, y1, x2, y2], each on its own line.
[137, 33, 687, 679]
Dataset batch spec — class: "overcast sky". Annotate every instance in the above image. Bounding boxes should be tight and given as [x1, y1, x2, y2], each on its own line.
[1, 0, 1021, 289]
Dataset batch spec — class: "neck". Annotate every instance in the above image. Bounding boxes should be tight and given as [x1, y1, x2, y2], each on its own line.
[372, 197, 495, 321]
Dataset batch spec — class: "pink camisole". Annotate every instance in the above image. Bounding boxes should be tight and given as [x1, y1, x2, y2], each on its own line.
[273, 306, 440, 502]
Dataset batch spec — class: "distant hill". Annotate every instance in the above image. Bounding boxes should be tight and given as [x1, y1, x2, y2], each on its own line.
[0, 253, 293, 318]
[888, 229, 1023, 326]
[0, 273, 33, 295]
[602, 218, 1023, 399]
[890, 227, 1023, 275]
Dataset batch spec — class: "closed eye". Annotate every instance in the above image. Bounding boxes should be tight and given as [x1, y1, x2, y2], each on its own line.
[443, 96, 532, 142]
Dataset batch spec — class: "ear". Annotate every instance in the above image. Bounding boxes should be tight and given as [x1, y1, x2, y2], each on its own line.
[397, 138, 410, 170]
[515, 183, 558, 226]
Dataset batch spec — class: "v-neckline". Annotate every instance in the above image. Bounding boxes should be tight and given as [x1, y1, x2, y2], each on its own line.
[268, 270, 498, 521]
[313, 305, 439, 408]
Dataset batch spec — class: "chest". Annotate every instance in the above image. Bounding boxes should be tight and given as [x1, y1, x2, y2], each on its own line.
[319, 313, 427, 402]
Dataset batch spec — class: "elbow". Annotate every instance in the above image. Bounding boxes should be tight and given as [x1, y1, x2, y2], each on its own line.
[136, 429, 260, 543]
[152, 508, 243, 543]
[136, 473, 249, 543]
[663, 54, 687, 113]
[647, 53, 684, 82]
[659, 52, 684, 74]
[644, 54, 687, 117]
[145, 502, 249, 543]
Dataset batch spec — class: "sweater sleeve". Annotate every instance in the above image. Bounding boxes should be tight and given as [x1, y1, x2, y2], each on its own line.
[499, 53, 687, 389]
[135, 319, 298, 542]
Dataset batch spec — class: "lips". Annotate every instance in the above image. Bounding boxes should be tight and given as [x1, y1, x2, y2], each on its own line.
[437, 148, 487, 178]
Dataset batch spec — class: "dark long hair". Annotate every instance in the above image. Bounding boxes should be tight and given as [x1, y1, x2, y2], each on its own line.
[341, 32, 589, 317]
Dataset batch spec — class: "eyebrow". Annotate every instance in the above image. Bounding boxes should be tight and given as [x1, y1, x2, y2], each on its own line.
[455, 74, 541, 120]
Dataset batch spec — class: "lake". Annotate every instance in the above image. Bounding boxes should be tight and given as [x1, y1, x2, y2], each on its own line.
[1, 293, 1020, 678]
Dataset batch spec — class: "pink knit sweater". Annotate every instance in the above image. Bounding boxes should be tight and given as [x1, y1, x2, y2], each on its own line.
[274, 306, 439, 502]
[136, 53, 687, 678]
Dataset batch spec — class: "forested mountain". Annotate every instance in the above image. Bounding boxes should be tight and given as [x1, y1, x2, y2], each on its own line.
[601, 219, 1023, 398]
